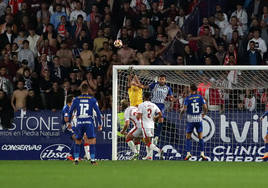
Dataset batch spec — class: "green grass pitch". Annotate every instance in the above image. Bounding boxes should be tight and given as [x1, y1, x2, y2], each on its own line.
[0, 160, 267, 188]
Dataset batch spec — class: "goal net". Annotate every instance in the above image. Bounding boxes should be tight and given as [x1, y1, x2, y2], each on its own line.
[112, 66, 268, 162]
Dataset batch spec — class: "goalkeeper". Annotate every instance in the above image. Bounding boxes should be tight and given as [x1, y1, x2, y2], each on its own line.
[127, 67, 143, 107]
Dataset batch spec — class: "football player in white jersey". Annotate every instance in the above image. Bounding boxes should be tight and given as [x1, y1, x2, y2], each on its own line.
[136, 92, 164, 160]
[120, 99, 143, 160]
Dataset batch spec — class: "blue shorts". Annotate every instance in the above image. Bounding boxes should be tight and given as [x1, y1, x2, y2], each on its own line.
[75, 120, 96, 139]
[156, 103, 165, 118]
[186, 122, 203, 133]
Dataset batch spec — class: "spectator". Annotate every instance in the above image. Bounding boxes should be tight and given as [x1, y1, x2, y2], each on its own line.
[213, 27, 227, 49]
[38, 39, 57, 62]
[79, 42, 94, 68]
[39, 69, 53, 109]
[70, 56, 86, 76]
[86, 4, 101, 32]
[18, 40, 35, 70]
[37, 23, 61, 49]
[223, 16, 243, 43]
[95, 75, 107, 111]
[259, 6, 268, 22]
[248, 18, 261, 33]
[69, 71, 81, 87]
[49, 0, 66, 15]
[56, 40, 75, 68]
[11, 80, 28, 112]
[215, 11, 229, 36]
[100, 14, 117, 38]
[14, 2, 31, 28]
[17, 59, 32, 76]
[0, 0, 7, 18]
[230, 3, 248, 33]
[149, 50, 164, 65]
[0, 6, 12, 25]
[79, 71, 97, 96]
[0, 66, 13, 97]
[244, 89, 256, 111]
[205, 78, 225, 113]
[130, 0, 150, 13]
[26, 89, 42, 111]
[92, 56, 106, 79]
[21, 68, 36, 91]
[27, 28, 40, 58]
[70, 14, 88, 39]
[215, 43, 226, 64]
[14, 29, 27, 49]
[117, 41, 135, 64]
[201, 46, 220, 65]
[0, 52, 18, 78]
[176, 55, 185, 65]
[93, 29, 107, 53]
[198, 17, 215, 36]
[223, 44, 237, 65]
[176, 8, 188, 28]
[56, 15, 71, 40]
[0, 23, 16, 51]
[260, 20, 268, 47]
[244, 41, 263, 65]
[247, 29, 267, 58]
[183, 44, 198, 65]
[69, 1, 86, 26]
[197, 75, 211, 97]
[231, 30, 242, 52]
[77, 28, 91, 49]
[48, 81, 64, 111]
[99, 41, 113, 61]
[0, 14, 17, 34]
[50, 4, 68, 29]
[48, 55, 67, 84]
[37, 3, 51, 28]
[215, 4, 228, 21]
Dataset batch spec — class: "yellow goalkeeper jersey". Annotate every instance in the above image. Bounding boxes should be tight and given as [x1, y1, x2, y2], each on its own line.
[128, 85, 143, 107]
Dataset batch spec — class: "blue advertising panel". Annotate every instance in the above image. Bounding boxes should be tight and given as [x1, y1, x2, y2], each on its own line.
[0, 110, 112, 160]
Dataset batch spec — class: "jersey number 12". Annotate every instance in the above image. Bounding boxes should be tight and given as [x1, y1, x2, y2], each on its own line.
[80, 104, 89, 115]
[191, 103, 199, 113]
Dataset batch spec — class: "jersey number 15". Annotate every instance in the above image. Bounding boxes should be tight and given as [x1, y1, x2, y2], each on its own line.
[191, 103, 199, 113]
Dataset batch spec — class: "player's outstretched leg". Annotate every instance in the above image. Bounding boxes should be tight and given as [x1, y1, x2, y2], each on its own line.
[127, 140, 138, 160]
[147, 142, 163, 160]
[262, 134, 268, 159]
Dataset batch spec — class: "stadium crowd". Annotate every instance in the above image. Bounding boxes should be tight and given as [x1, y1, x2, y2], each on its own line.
[0, 0, 267, 125]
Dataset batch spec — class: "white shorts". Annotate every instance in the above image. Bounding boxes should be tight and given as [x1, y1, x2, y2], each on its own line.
[129, 127, 143, 138]
[142, 127, 154, 138]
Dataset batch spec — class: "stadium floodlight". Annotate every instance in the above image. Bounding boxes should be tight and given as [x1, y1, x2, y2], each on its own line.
[112, 65, 268, 161]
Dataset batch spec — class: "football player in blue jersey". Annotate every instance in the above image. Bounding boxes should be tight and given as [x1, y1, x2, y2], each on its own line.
[179, 84, 208, 161]
[62, 94, 76, 161]
[144, 75, 174, 145]
[68, 84, 102, 165]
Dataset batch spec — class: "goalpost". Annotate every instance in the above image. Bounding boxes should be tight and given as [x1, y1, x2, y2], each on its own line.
[112, 65, 268, 161]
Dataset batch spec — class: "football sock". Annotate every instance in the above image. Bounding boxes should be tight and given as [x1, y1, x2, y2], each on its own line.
[186, 139, 191, 152]
[135, 142, 140, 154]
[265, 143, 268, 153]
[69, 141, 75, 156]
[156, 122, 163, 137]
[199, 139, 204, 154]
[84, 143, 90, 159]
[127, 140, 138, 153]
[74, 144, 80, 160]
[146, 146, 150, 157]
[148, 142, 160, 153]
[90, 145, 96, 161]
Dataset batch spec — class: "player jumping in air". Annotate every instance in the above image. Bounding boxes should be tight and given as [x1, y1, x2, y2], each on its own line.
[136, 92, 164, 160]
[120, 99, 142, 160]
[68, 84, 102, 165]
[143, 75, 174, 145]
[127, 67, 143, 107]
[179, 84, 208, 161]
[260, 112, 268, 159]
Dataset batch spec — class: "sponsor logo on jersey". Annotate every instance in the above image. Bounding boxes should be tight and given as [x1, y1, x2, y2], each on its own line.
[40, 144, 70, 160]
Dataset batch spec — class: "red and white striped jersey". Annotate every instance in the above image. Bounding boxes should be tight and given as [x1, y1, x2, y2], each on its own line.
[138, 101, 160, 129]
[124, 106, 141, 128]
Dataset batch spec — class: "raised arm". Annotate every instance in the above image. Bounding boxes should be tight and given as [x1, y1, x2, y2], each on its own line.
[93, 100, 102, 131]
[68, 99, 76, 123]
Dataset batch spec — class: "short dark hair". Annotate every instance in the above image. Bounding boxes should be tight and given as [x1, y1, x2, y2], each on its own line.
[249, 41, 255, 45]
[190, 84, 197, 92]
[66, 94, 74, 103]
[81, 84, 89, 93]
[77, 14, 84, 20]
[158, 75, 166, 78]
[144, 92, 150, 99]
[204, 26, 209, 30]
[22, 40, 29, 45]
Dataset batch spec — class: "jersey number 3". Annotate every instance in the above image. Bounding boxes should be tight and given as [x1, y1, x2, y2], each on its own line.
[191, 103, 199, 113]
[80, 104, 89, 115]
